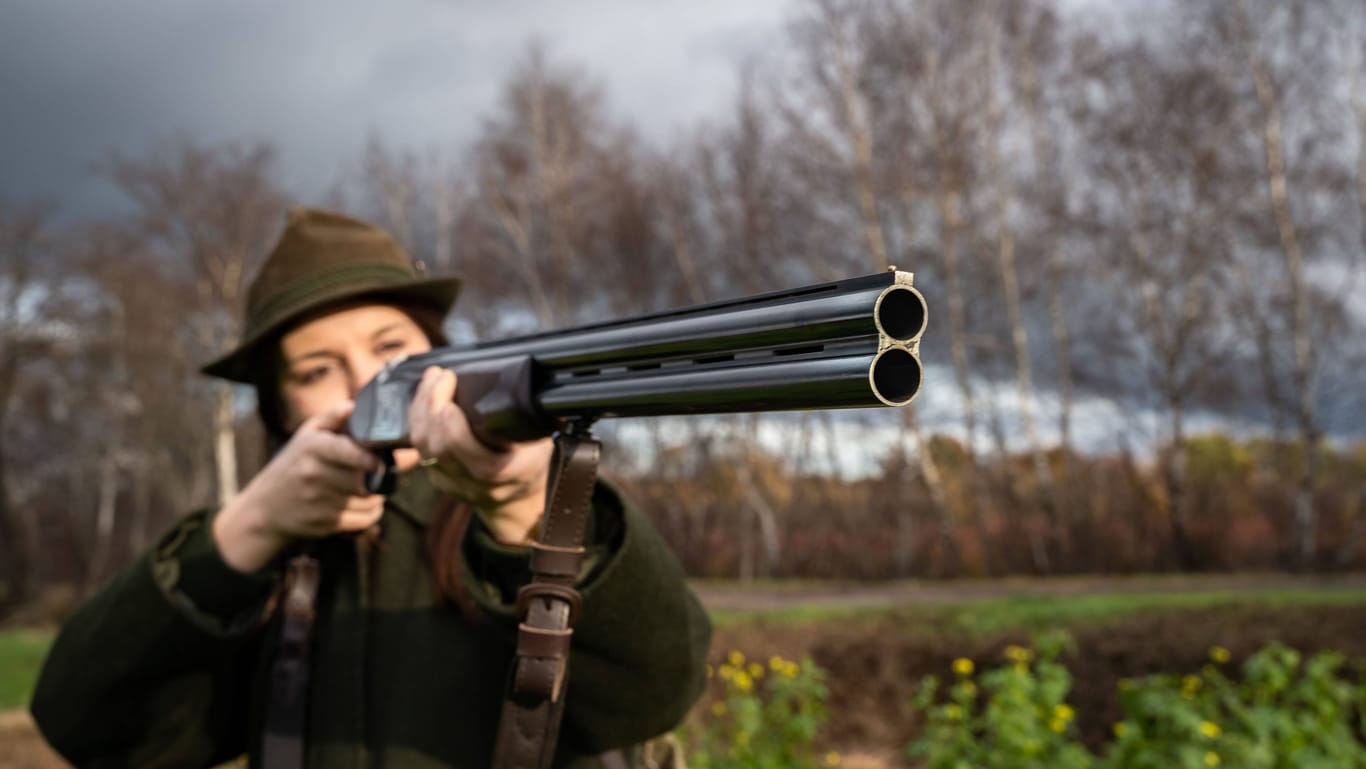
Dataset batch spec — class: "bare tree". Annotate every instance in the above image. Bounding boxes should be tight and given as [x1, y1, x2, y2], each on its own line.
[1077, 32, 1249, 569]
[356, 135, 465, 275]
[780, 0, 964, 573]
[980, 0, 1067, 566]
[1213, 1, 1357, 567]
[0, 204, 56, 613]
[103, 140, 286, 507]
[459, 45, 624, 330]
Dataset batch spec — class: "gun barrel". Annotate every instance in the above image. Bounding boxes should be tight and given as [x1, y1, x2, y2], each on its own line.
[539, 345, 922, 418]
[407, 271, 925, 371]
[349, 270, 926, 447]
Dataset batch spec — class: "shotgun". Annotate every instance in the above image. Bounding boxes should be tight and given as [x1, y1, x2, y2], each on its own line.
[349, 269, 926, 487]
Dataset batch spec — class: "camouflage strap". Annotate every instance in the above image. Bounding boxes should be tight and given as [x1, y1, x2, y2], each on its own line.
[492, 432, 600, 769]
[262, 550, 320, 769]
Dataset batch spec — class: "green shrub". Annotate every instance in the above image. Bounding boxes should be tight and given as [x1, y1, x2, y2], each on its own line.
[1108, 643, 1366, 769]
[907, 636, 1366, 769]
[908, 630, 1094, 769]
[689, 651, 833, 769]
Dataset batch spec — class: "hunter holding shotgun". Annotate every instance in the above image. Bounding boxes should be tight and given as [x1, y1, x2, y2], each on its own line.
[31, 209, 711, 769]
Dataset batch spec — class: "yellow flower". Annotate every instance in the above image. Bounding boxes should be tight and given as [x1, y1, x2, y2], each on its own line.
[783, 662, 801, 678]
[1049, 718, 1067, 733]
[1204, 751, 1220, 767]
[748, 663, 764, 679]
[1182, 675, 1202, 692]
[1113, 723, 1128, 738]
[824, 752, 841, 767]
[944, 704, 964, 720]
[735, 731, 750, 747]
[769, 656, 786, 672]
[728, 651, 745, 667]
[710, 702, 727, 717]
[1199, 721, 1222, 739]
[1209, 646, 1231, 664]
[1054, 704, 1075, 721]
[733, 671, 754, 693]
[960, 681, 978, 697]
[1004, 645, 1035, 663]
[1012, 662, 1029, 673]
[719, 665, 734, 681]
[952, 657, 975, 676]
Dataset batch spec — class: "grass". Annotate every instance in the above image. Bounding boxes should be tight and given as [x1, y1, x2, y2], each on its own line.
[0, 628, 52, 710]
[704, 582, 1366, 637]
[917, 587, 1366, 637]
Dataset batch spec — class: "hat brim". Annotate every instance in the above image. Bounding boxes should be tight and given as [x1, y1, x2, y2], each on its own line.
[200, 276, 462, 384]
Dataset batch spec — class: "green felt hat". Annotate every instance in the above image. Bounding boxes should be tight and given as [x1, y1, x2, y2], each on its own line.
[201, 208, 462, 383]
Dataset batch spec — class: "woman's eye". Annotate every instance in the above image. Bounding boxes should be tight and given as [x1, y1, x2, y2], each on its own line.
[296, 365, 333, 385]
[376, 339, 410, 357]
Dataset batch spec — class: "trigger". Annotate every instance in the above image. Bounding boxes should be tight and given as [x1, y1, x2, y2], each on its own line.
[365, 449, 398, 495]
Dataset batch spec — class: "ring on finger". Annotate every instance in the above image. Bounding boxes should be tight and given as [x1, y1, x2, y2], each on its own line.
[418, 457, 440, 468]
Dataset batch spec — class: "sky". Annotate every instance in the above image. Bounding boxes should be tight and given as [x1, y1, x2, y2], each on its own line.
[0, 0, 792, 219]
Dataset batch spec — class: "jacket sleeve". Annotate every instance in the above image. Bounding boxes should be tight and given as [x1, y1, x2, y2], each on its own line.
[29, 510, 277, 769]
[460, 482, 712, 755]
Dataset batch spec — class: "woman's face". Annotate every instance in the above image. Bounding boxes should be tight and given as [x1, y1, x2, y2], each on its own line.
[279, 303, 433, 431]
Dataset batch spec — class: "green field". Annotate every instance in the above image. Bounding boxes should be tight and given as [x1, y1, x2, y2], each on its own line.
[702, 580, 1366, 635]
[5, 579, 1366, 712]
[0, 629, 51, 710]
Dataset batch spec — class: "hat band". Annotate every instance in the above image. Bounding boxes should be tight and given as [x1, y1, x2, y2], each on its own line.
[246, 262, 418, 338]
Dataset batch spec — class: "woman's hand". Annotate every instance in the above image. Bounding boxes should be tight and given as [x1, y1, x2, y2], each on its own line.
[408, 366, 553, 545]
[213, 401, 384, 573]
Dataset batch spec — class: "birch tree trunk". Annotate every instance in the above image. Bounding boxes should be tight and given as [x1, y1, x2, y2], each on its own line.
[984, 9, 1063, 569]
[935, 187, 1003, 574]
[904, 405, 958, 575]
[1235, 0, 1320, 568]
[1009, 7, 1081, 560]
[86, 453, 120, 589]
[214, 384, 239, 506]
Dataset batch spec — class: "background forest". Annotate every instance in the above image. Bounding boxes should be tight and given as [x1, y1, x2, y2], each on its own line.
[2, 0, 1365, 618]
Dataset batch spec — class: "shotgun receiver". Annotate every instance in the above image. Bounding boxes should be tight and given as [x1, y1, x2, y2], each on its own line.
[349, 270, 926, 458]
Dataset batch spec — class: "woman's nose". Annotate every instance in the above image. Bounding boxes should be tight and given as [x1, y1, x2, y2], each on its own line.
[348, 354, 386, 397]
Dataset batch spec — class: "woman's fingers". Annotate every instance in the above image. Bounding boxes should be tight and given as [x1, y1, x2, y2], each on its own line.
[335, 495, 385, 532]
[411, 367, 506, 472]
[297, 399, 356, 435]
[307, 431, 382, 475]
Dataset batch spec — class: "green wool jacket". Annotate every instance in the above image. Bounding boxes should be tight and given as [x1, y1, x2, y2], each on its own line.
[30, 474, 711, 769]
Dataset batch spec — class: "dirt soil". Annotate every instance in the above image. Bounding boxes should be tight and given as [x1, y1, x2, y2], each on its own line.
[6, 574, 1366, 769]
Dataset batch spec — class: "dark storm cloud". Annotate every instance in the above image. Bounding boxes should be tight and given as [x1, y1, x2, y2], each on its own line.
[0, 0, 788, 218]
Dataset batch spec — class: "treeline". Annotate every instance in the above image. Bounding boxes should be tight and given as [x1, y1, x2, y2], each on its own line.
[618, 433, 1366, 579]
[2, 0, 1365, 612]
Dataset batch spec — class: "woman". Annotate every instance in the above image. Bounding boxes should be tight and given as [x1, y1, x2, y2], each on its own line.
[30, 208, 711, 769]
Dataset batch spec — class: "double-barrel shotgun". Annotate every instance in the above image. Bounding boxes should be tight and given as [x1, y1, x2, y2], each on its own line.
[349, 269, 927, 490]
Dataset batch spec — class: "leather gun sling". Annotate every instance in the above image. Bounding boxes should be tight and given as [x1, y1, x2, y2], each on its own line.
[262, 551, 320, 769]
[491, 433, 600, 769]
